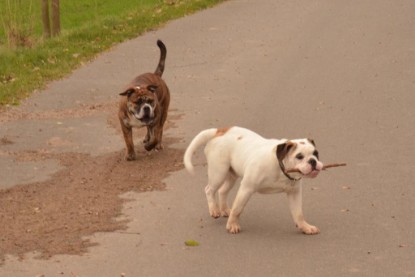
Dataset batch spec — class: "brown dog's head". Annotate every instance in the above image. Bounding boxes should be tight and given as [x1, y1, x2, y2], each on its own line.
[120, 85, 158, 125]
[276, 139, 323, 179]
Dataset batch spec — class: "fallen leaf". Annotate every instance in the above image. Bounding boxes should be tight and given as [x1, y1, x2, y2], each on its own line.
[185, 240, 200, 247]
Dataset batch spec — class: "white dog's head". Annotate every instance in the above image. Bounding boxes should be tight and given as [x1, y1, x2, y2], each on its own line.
[276, 139, 323, 179]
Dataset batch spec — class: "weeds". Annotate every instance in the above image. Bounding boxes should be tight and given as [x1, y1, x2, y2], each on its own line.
[1, 0, 35, 48]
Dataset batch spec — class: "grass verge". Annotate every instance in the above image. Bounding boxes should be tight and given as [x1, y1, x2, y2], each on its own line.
[0, 0, 224, 106]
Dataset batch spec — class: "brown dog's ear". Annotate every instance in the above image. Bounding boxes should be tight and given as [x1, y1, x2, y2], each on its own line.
[276, 141, 297, 162]
[147, 85, 158, 93]
[120, 87, 136, 97]
[307, 138, 316, 146]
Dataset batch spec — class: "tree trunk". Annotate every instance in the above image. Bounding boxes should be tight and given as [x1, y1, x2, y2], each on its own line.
[41, 0, 51, 38]
[51, 0, 60, 36]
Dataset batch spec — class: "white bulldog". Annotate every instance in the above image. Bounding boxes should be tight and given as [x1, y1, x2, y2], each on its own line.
[183, 126, 323, 234]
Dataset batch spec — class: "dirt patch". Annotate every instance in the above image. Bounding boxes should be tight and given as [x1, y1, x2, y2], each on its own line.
[0, 136, 14, 145]
[0, 137, 184, 264]
[0, 101, 185, 264]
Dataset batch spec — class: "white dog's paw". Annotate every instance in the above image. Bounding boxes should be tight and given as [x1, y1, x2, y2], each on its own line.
[209, 209, 221, 218]
[298, 223, 320, 235]
[220, 208, 231, 217]
[226, 222, 241, 234]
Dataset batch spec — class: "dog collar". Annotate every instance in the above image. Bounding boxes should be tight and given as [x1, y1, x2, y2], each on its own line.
[279, 160, 302, 182]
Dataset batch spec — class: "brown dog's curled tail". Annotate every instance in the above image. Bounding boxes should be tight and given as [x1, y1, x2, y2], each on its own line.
[154, 39, 167, 77]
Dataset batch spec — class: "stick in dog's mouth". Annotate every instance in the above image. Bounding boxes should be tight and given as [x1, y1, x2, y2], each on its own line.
[285, 163, 347, 174]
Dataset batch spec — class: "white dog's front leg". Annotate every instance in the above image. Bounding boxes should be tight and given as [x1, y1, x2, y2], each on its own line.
[287, 184, 320, 235]
[226, 185, 254, 234]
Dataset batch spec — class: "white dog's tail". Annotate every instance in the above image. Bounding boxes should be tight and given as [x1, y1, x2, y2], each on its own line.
[183, 128, 218, 175]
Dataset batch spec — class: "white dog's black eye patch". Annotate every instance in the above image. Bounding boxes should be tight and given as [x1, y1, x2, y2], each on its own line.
[313, 150, 319, 159]
[296, 153, 304, 160]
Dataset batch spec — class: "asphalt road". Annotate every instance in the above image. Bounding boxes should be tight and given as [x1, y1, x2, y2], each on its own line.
[1, 0, 415, 276]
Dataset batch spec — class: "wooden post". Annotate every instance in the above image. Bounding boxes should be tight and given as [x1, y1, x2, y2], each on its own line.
[51, 0, 60, 36]
[41, 0, 51, 38]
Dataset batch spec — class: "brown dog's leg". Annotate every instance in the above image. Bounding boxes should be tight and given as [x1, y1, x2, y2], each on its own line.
[120, 123, 136, 161]
[143, 126, 150, 145]
[146, 124, 164, 151]
[144, 126, 157, 151]
[154, 127, 164, 150]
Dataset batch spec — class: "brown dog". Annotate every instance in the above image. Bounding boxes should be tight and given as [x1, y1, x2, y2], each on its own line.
[118, 40, 170, 161]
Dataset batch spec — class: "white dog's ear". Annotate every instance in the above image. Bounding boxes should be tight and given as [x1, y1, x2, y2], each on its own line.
[307, 138, 316, 146]
[276, 141, 297, 161]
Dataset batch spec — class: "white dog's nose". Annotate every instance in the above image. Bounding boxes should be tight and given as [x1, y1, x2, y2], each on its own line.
[309, 158, 317, 169]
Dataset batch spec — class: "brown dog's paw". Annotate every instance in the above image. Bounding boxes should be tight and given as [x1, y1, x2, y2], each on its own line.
[144, 143, 155, 152]
[125, 152, 136, 161]
[155, 144, 164, 151]
[145, 142, 164, 152]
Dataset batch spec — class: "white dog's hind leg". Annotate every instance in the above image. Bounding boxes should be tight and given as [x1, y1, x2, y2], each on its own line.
[218, 173, 237, 217]
[226, 180, 255, 234]
[287, 184, 320, 235]
[205, 184, 221, 218]
[206, 165, 230, 218]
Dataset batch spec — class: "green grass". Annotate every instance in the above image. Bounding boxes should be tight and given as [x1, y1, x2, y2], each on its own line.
[0, 0, 224, 106]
